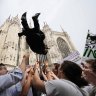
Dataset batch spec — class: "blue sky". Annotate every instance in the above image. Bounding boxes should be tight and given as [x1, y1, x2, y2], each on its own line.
[0, 0, 96, 55]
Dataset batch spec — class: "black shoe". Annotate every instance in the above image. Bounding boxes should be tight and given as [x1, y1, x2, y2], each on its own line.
[32, 13, 40, 19]
[21, 12, 27, 20]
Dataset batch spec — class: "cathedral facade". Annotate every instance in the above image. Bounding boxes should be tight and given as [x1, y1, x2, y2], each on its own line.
[0, 16, 76, 69]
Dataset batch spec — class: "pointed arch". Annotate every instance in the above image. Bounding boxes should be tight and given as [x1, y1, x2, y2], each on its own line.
[57, 37, 70, 58]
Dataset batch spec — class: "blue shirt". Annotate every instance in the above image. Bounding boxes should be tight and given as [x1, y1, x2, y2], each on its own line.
[0, 68, 23, 96]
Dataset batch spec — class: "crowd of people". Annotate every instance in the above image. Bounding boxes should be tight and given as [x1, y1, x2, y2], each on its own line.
[0, 52, 96, 96]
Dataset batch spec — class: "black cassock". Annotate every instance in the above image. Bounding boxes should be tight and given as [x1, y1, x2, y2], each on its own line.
[18, 12, 48, 55]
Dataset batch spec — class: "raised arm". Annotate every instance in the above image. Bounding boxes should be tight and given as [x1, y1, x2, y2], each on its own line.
[20, 67, 34, 96]
[0, 53, 29, 92]
[0, 68, 23, 92]
[19, 52, 29, 73]
[32, 62, 46, 93]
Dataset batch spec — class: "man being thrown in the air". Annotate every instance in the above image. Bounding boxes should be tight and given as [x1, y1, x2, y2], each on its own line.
[18, 12, 48, 55]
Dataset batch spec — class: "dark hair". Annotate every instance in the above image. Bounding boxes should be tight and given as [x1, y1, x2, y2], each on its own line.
[60, 60, 88, 87]
[86, 59, 96, 73]
[0, 63, 5, 67]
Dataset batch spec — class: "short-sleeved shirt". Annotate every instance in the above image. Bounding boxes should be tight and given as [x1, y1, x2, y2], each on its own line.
[44, 79, 87, 96]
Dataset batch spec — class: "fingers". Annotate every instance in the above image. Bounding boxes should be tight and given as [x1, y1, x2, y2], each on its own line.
[29, 67, 34, 75]
[34, 61, 40, 70]
[23, 52, 30, 58]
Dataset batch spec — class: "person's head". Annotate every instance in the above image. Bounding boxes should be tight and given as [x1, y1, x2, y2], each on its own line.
[58, 60, 88, 87]
[0, 63, 8, 75]
[52, 63, 60, 76]
[85, 59, 96, 73]
[81, 59, 96, 85]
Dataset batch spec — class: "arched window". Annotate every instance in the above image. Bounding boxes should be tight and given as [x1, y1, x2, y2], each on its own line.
[57, 37, 70, 58]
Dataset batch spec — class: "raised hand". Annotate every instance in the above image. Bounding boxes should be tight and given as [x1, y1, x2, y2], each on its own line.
[19, 52, 30, 73]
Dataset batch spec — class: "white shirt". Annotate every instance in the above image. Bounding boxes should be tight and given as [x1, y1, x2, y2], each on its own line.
[45, 79, 87, 96]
